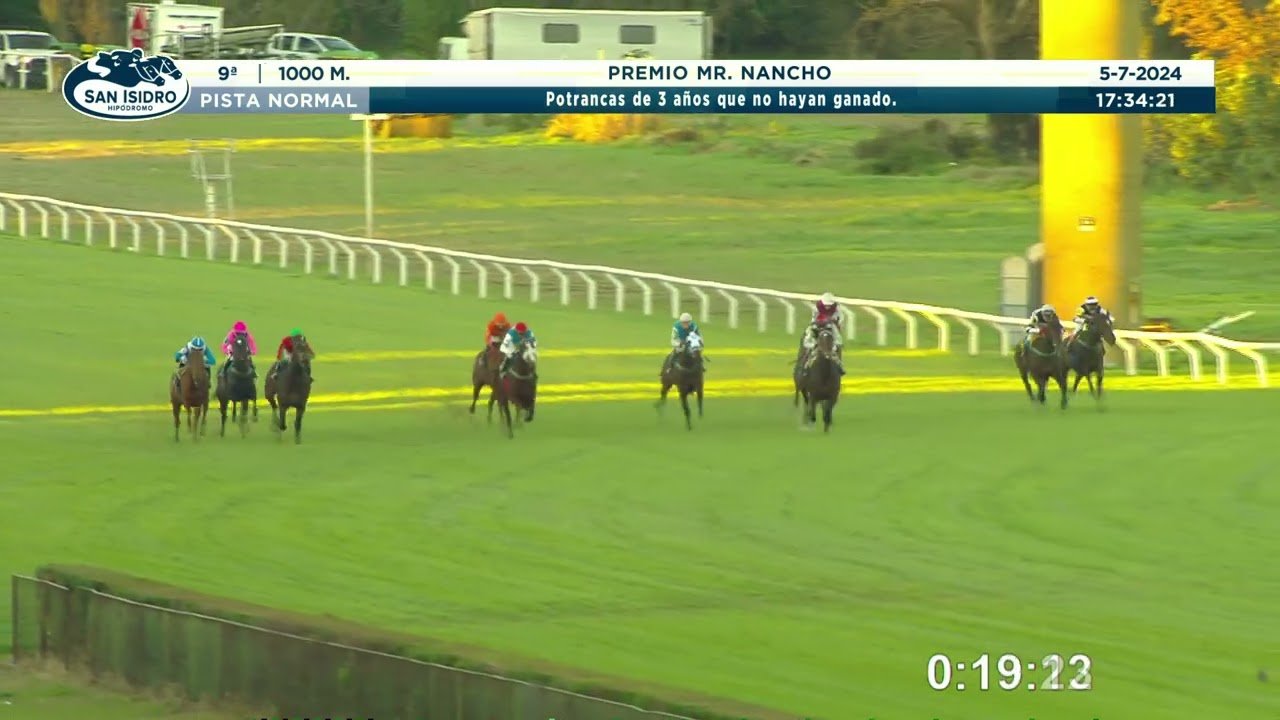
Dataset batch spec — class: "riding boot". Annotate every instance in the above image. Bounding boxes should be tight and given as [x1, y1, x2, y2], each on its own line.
[499, 356, 513, 376]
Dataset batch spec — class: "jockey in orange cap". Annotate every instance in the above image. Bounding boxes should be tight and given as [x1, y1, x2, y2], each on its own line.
[485, 312, 511, 350]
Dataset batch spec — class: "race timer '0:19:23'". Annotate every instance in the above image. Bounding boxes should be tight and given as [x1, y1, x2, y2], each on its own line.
[927, 653, 1092, 692]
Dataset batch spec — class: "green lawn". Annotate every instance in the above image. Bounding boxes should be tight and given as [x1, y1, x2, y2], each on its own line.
[2, 91, 1278, 340]
[0, 664, 239, 720]
[2, 237, 1278, 720]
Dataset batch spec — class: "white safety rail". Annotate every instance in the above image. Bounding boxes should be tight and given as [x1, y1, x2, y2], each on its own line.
[1, 192, 1274, 387]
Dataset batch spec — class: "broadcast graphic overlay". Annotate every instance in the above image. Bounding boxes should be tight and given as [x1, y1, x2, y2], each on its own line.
[62, 47, 191, 121]
[66, 59, 1217, 119]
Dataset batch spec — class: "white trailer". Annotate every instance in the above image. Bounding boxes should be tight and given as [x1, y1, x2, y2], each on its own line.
[447, 8, 711, 60]
[126, 1, 279, 58]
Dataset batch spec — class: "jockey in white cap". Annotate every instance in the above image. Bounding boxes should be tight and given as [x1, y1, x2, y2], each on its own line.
[800, 292, 845, 373]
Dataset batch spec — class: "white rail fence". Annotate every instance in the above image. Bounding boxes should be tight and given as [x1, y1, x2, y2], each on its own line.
[1, 192, 1274, 387]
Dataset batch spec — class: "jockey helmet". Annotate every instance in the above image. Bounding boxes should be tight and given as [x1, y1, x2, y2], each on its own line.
[515, 322, 528, 334]
[290, 328, 303, 338]
[233, 320, 247, 332]
[493, 311, 507, 324]
[678, 312, 693, 324]
[1083, 296, 1100, 309]
[820, 291, 836, 307]
[190, 336, 206, 349]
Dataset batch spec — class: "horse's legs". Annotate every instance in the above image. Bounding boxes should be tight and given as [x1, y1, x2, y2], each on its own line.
[1055, 369, 1069, 409]
[172, 401, 181, 441]
[487, 389, 497, 423]
[238, 399, 249, 436]
[200, 399, 209, 435]
[822, 398, 834, 433]
[1071, 369, 1085, 394]
[293, 405, 305, 444]
[278, 402, 288, 432]
[1035, 375, 1047, 404]
[696, 383, 704, 417]
[1018, 364, 1035, 403]
[219, 395, 228, 437]
[678, 388, 692, 430]
[656, 379, 671, 411]
[498, 398, 514, 439]
[469, 381, 483, 414]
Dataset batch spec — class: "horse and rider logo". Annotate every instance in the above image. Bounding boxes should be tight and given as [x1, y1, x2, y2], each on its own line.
[62, 48, 190, 121]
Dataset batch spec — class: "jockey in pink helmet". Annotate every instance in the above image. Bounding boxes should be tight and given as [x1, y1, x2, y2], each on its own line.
[800, 292, 845, 374]
[219, 320, 259, 379]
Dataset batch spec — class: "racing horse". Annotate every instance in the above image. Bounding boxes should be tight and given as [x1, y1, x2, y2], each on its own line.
[265, 338, 313, 444]
[170, 347, 210, 442]
[495, 340, 537, 439]
[469, 342, 503, 421]
[1014, 320, 1069, 409]
[1064, 311, 1117, 403]
[216, 333, 258, 437]
[793, 326, 842, 432]
[656, 331, 705, 430]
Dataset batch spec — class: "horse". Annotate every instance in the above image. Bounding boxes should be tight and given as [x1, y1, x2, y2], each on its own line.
[656, 332, 705, 430]
[1014, 321, 1069, 409]
[469, 343, 503, 422]
[216, 334, 258, 437]
[169, 348, 210, 442]
[265, 338, 313, 444]
[495, 341, 537, 439]
[793, 326, 842, 432]
[1064, 312, 1117, 403]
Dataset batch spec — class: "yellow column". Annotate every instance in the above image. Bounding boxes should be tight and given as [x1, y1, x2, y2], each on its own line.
[1040, 0, 1143, 327]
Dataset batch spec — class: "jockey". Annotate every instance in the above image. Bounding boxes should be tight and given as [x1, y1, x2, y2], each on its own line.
[219, 320, 258, 378]
[662, 312, 704, 375]
[499, 322, 536, 376]
[800, 292, 845, 373]
[1027, 304, 1063, 338]
[275, 328, 314, 379]
[1074, 296, 1111, 328]
[174, 335, 215, 371]
[485, 311, 511, 349]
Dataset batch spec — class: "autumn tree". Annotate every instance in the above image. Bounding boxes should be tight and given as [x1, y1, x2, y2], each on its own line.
[1146, 0, 1280, 189]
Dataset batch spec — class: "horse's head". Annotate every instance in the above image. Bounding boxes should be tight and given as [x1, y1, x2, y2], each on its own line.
[231, 334, 251, 363]
[187, 345, 209, 383]
[1085, 313, 1116, 346]
[517, 341, 537, 368]
[816, 326, 837, 355]
[291, 338, 313, 370]
[682, 332, 704, 359]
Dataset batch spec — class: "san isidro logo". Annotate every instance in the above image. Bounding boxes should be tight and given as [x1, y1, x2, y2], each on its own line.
[62, 48, 190, 121]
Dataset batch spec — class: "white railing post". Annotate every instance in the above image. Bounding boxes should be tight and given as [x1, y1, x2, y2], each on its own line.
[314, 237, 337, 275]
[269, 231, 287, 269]
[1113, 337, 1138, 375]
[716, 289, 738, 328]
[337, 240, 356, 279]
[54, 206, 68, 240]
[146, 218, 164, 254]
[388, 247, 407, 286]
[221, 226, 240, 263]
[75, 209, 93, 245]
[243, 228, 263, 265]
[364, 246, 382, 283]
[520, 267, 539, 302]
[889, 307, 917, 349]
[1137, 337, 1170, 376]
[630, 277, 652, 315]
[415, 250, 434, 289]
[661, 282, 680, 320]
[197, 225, 214, 260]
[493, 262, 513, 299]
[861, 306, 888, 346]
[123, 216, 141, 253]
[605, 273, 624, 312]
[443, 256, 461, 294]
[297, 234, 315, 275]
[35, 202, 49, 238]
[467, 259, 488, 298]
[576, 271, 597, 310]
[103, 212, 117, 249]
[953, 316, 979, 355]
[1170, 338, 1202, 381]
[748, 294, 767, 332]
[550, 268, 569, 305]
[775, 298, 797, 335]
[688, 285, 709, 323]
[174, 221, 189, 258]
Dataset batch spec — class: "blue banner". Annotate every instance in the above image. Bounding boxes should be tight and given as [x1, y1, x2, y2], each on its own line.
[366, 86, 1212, 115]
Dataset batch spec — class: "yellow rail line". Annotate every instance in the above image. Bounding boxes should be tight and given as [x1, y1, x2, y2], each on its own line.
[322, 347, 944, 362]
[0, 375, 1267, 420]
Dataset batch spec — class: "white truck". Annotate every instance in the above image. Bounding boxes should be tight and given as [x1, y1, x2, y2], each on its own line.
[125, 1, 280, 58]
[0, 30, 74, 89]
[265, 32, 378, 60]
[438, 8, 712, 60]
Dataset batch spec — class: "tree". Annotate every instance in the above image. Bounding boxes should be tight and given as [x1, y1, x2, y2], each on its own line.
[1146, 0, 1280, 190]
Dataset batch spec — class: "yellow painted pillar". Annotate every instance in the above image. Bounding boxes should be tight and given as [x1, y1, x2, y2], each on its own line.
[1040, 1, 1143, 327]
